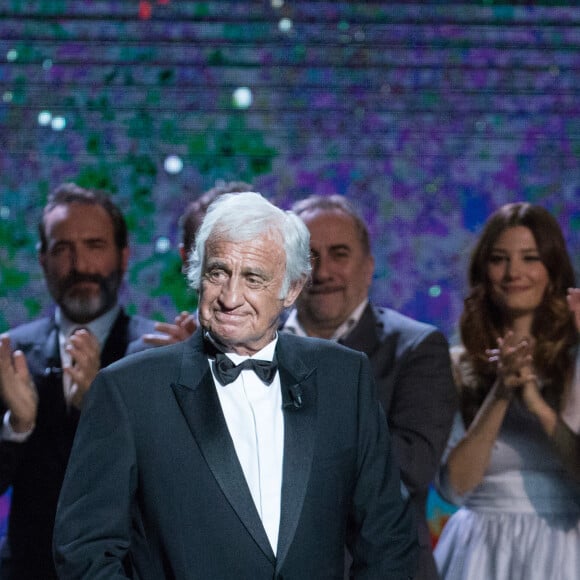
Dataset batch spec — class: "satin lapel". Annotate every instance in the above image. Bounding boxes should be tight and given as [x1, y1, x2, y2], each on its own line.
[275, 336, 318, 568]
[170, 334, 275, 564]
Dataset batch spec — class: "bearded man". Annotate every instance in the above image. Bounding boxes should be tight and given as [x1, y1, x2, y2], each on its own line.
[0, 183, 155, 579]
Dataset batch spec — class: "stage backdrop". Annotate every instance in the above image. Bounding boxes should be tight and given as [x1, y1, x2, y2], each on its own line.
[0, 1, 579, 545]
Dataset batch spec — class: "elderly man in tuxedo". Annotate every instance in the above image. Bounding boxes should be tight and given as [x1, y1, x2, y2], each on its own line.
[53, 192, 418, 579]
[282, 195, 457, 580]
[0, 183, 156, 579]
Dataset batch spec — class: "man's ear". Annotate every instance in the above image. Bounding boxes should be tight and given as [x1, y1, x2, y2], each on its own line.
[179, 243, 188, 266]
[38, 251, 47, 272]
[283, 277, 307, 308]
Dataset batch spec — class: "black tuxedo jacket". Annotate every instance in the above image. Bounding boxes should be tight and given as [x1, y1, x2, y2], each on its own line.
[0, 310, 156, 580]
[54, 330, 418, 579]
[340, 305, 456, 580]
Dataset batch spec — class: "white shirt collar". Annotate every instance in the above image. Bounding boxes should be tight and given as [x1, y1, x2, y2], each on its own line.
[283, 298, 368, 342]
[55, 303, 121, 347]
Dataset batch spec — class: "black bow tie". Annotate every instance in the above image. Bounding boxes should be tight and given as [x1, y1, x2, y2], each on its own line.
[213, 352, 278, 386]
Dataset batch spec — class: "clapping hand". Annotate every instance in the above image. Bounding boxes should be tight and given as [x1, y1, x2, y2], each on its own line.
[143, 311, 197, 346]
[64, 328, 101, 410]
[487, 332, 537, 400]
[0, 334, 38, 433]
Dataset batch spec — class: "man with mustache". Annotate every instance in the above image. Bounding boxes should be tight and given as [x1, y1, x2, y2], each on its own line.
[281, 195, 457, 580]
[0, 183, 156, 579]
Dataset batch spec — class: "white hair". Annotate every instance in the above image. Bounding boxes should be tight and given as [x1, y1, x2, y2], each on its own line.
[187, 192, 311, 298]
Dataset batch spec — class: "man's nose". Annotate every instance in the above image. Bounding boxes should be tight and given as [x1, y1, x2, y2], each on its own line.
[219, 277, 244, 308]
[70, 247, 92, 272]
[312, 254, 331, 281]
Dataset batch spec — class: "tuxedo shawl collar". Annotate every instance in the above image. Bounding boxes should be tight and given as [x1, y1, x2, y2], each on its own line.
[170, 330, 317, 568]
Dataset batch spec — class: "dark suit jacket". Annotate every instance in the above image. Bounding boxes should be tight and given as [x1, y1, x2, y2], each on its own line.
[0, 309, 156, 580]
[54, 330, 418, 579]
[340, 305, 456, 580]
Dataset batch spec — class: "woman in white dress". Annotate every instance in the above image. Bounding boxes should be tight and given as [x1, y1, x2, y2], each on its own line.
[434, 202, 580, 580]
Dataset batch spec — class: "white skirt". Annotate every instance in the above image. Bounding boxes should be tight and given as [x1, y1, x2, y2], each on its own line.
[434, 507, 580, 580]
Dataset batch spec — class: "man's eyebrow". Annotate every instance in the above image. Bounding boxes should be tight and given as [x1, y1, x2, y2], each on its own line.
[205, 259, 229, 269]
[84, 236, 108, 244]
[51, 235, 107, 244]
[242, 266, 270, 278]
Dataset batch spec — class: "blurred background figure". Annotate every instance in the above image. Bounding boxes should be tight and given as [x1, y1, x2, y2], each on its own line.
[143, 180, 253, 347]
[0, 183, 156, 580]
[282, 194, 457, 580]
[434, 202, 580, 580]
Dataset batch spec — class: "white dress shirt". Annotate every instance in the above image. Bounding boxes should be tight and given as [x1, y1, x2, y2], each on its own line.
[210, 337, 284, 555]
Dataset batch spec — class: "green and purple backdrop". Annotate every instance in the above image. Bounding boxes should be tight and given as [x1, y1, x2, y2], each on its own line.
[1, 0, 579, 547]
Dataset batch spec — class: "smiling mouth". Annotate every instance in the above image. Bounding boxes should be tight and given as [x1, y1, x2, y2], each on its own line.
[66, 281, 99, 293]
[308, 286, 343, 295]
[501, 286, 533, 293]
[73, 281, 98, 287]
[214, 311, 246, 322]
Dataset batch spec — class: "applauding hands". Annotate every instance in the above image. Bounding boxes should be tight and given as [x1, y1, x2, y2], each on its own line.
[0, 334, 38, 433]
[143, 311, 197, 346]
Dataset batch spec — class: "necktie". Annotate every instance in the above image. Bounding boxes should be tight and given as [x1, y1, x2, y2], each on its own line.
[213, 352, 278, 386]
[62, 327, 82, 405]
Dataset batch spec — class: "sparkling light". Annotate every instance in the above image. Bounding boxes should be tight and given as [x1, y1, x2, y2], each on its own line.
[0, 206, 10, 219]
[233, 86, 253, 109]
[3, 91, 13, 103]
[51, 116, 66, 131]
[428, 285, 442, 298]
[6, 49, 17, 62]
[278, 18, 292, 32]
[38, 111, 52, 125]
[164, 154, 183, 174]
[271, 0, 284, 7]
[155, 236, 171, 253]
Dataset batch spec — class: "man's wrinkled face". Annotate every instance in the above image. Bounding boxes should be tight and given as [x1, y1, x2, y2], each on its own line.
[198, 233, 303, 355]
[296, 209, 374, 338]
[39, 203, 128, 324]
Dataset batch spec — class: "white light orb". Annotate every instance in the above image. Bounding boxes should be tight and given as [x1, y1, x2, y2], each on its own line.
[233, 86, 253, 109]
[164, 154, 184, 174]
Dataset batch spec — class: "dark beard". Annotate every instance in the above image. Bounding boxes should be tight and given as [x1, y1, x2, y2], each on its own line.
[53, 269, 124, 324]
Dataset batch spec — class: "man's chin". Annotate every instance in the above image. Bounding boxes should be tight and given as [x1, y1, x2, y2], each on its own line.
[60, 296, 107, 324]
[303, 302, 343, 322]
[210, 323, 245, 343]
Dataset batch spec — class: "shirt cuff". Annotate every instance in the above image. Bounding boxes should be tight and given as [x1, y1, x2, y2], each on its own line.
[1, 411, 33, 442]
